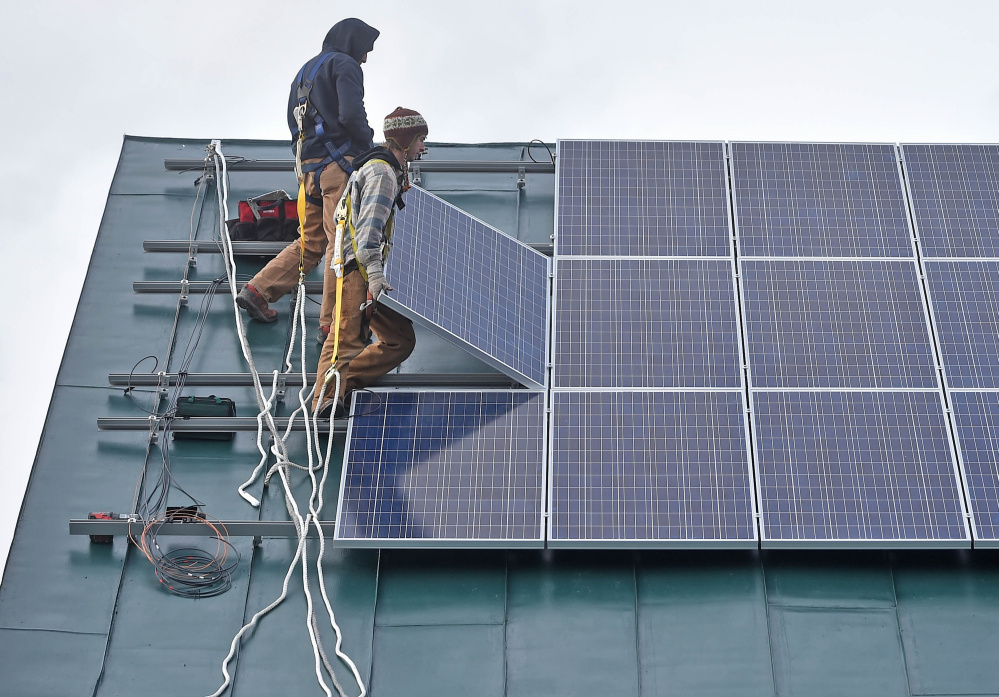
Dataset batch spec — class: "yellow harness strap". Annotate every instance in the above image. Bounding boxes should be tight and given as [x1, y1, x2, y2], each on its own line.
[321, 194, 350, 390]
[292, 106, 310, 279]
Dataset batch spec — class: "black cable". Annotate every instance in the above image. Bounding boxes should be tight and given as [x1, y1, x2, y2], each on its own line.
[336, 387, 385, 420]
[143, 511, 240, 598]
[124, 355, 160, 415]
[527, 139, 556, 166]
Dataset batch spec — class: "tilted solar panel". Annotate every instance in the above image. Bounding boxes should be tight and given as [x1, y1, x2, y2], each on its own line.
[731, 142, 913, 258]
[752, 390, 969, 546]
[335, 390, 546, 547]
[556, 140, 731, 257]
[949, 391, 999, 546]
[548, 390, 756, 547]
[384, 186, 549, 390]
[741, 259, 938, 389]
[925, 260, 999, 389]
[553, 258, 743, 389]
[901, 143, 999, 258]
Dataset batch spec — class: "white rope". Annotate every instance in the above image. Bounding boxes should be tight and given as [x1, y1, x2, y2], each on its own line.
[205, 142, 364, 697]
[237, 371, 281, 507]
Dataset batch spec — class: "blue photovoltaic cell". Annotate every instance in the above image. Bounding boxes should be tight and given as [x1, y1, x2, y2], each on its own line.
[336, 390, 545, 546]
[731, 142, 913, 257]
[742, 259, 938, 389]
[902, 144, 999, 258]
[556, 140, 731, 257]
[949, 392, 999, 544]
[387, 186, 548, 389]
[925, 260, 999, 389]
[549, 391, 756, 545]
[753, 390, 968, 545]
[553, 258, 742, 388]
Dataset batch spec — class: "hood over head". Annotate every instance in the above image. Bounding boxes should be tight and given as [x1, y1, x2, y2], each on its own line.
[323, 18, 379, 62]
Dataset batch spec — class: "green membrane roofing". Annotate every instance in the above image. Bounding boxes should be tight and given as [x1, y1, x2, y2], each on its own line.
[2, 136, 999, 696]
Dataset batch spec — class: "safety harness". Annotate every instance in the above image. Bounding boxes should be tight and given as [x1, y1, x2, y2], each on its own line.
[291, 51, 354, 185]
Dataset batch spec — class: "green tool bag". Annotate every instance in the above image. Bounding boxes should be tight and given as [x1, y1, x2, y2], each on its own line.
[173, 395, 237, 441]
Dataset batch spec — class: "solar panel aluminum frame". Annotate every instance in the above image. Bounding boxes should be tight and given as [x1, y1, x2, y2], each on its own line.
[944, 388, 999, 547]
[748, 387, 972, 548]
[553, 139, 733, 260]
[899, 143, 999, 261]
[549, 255, 746, 391]
[333, 388, 548, 548]
[737, 256, 941, 391]
[545, 388, 758, 548]
[729, 141, 917, 260]
[379, 187, 551, 391]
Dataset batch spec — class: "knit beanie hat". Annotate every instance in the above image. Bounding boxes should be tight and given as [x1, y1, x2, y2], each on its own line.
[383, 107, 429, 150]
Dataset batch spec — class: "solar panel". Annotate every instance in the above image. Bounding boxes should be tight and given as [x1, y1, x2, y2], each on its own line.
[731, 142, 913, 258]
[741, 259, 938, 389]
[752, 390, 969, 546]
[556, 140, 731, 257]
[548, 390, 756, 547]
[335, 390, 546, 547]
[949, 391, 999, 546]
[924, 260, 999, 389]
[901, 143, 999, 258]
[384, 186, 549, 390]
[553, 258, 743, 388]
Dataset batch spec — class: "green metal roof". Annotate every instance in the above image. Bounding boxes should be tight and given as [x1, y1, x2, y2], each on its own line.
[2, 135, 999, 697]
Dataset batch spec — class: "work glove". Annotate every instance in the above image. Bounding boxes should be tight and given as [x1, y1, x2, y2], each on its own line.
[364, 260, 393, 303]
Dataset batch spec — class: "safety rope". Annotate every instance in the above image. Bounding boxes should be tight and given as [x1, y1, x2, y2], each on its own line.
[205, 142, 364, 697]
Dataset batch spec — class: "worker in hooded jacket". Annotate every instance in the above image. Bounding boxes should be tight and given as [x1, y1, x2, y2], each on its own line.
[236, 18, 378, 344]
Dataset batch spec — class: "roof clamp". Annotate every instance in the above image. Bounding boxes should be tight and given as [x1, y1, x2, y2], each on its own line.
[517, 166, 526, 189]
[156, 371, 170, 400]
[147, 414, 160, 443]
[276, 375, 287, 402]
[179, 278, 189, 307]
[187, 243, 198, 269]
[410, 163, 422, 186]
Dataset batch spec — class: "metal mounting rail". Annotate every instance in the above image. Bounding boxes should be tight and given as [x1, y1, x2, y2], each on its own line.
[144, 240, 288, 255]
[109, 372, 521, 388]
[133, 281, 324, 294]
[143, 239, 555, 256]
[97, 417, 346, 433]
[70, 518, 338, 538]
[164, 158, 555, 174]
[408, 161, 554, 174]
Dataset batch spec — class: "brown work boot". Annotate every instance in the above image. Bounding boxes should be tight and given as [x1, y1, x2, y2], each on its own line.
[236, 283, 277, 323]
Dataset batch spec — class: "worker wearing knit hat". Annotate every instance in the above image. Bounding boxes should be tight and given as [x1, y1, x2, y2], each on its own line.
[313, 107, 430, 417]
[383, 107, 429, 151]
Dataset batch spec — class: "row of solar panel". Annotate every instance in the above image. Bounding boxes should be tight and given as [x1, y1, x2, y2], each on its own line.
[335, 388, 991, 547]
[553, 257, 999, 391]
[557, 141, 999, 259]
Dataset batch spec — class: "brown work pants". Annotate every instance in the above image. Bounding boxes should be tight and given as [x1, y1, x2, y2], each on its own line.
[246, 158, 351, 330]
[312, 269, 416, 408]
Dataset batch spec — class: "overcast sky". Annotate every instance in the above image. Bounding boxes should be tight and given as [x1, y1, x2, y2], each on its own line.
[1, 0, 997, 573]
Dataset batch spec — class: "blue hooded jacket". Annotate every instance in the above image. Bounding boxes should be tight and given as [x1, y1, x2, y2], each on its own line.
[287, 18, 379, 161]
